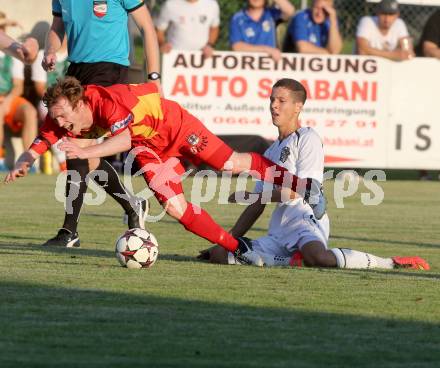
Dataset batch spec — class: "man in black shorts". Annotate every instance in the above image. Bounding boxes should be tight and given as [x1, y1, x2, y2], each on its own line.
[41, 0, 161, 248]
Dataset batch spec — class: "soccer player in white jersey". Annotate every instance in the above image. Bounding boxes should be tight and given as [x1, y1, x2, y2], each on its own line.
[199, 78, 429, 271]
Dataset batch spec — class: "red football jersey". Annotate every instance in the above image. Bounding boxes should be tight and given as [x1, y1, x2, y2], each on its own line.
[30, 82, 170, 154]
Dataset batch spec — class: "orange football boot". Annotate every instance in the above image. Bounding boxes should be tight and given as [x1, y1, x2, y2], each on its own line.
[392, 256, 430, 270]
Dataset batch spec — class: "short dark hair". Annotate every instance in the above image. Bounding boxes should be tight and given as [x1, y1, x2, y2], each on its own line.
[43, 76, 85, 109]
[272, 78, 307, 104]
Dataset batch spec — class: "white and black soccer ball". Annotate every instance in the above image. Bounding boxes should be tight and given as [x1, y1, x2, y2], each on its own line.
[115, 228, 159, 269]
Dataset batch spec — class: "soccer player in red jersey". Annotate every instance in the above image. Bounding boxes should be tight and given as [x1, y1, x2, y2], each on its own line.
[5, 77, 323, 262]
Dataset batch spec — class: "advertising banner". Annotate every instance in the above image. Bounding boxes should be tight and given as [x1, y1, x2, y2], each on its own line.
[162, 51, 439, 169]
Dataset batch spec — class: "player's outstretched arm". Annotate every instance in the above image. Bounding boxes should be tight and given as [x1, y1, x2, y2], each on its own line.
[229, 189, 296, 205]
[59, 129, 132, 159]
[197, 196, 266, 262]
[228, 193, 267, 238]
[5, 149, 39, 183]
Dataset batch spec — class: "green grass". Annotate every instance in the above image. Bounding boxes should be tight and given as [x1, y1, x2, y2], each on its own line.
[0, 174, 439, 367]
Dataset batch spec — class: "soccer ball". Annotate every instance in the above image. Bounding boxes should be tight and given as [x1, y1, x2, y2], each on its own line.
[115, 228, 159, 269]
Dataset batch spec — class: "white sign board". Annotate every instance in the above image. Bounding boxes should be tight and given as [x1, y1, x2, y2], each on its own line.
[162, 51, 440, 169]
[387, 58, 440, 169]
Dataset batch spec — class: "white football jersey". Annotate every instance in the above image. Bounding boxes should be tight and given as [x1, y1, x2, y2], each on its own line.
[254, 127, 329, 252]
[356, 16, 409, 51]
[155, 0, 220, 50]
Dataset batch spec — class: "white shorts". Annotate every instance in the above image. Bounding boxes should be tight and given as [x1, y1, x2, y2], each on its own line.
[228, 208, 330, 264]
[254, 213, 329, 257]
[227, 213, 330, 264]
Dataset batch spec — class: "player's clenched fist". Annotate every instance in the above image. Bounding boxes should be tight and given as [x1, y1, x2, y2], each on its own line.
[42, 52, 57, 72]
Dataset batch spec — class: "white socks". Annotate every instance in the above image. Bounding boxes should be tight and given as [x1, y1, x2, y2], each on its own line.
[331, 248, 394, 269]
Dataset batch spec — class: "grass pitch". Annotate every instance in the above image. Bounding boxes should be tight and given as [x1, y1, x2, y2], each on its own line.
[0, 174, 439, 367]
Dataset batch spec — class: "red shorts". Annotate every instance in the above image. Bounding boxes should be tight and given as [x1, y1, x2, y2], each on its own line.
[133, 103, 233, 203]
[4, 96, 28, 134]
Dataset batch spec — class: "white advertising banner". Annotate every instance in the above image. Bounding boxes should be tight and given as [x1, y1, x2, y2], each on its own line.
[387, 58, 440, 169]
[162, 51, 440, 169]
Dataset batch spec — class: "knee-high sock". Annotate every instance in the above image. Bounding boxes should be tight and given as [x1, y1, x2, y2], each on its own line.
[62, 158, 89, 233]
[92, 159, 135, 214]
[179, 203, 239, 252]
[331, 248, 394, 269]
[249, 153, 315, 200]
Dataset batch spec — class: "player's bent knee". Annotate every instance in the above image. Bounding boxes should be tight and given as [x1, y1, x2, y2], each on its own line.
[25, 103, 37, 117]
[301, 241, 334, 267]
[164, 198, 187, 220]
[302, 253, 319, 267]
[313, 252, 335, 267]
[16, 102, 37, 122]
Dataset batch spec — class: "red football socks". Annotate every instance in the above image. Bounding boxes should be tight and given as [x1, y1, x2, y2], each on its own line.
[179, 203, 239, 252]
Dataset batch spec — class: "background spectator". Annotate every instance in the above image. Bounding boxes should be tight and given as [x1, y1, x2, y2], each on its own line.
[414, 9, 440, 181]
[0, 16, 38, 65]
[229, 0, 295, 62]
[355, 0, 413, 61]
[31, 37, 69, 174]
[0, 12, 37, 172]
[415, 9, 440, 59]
[155, 0, 220, 58]
[282, 0, 342, 54]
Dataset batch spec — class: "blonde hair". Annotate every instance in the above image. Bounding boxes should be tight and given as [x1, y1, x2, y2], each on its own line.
[273, 79, 307, 104]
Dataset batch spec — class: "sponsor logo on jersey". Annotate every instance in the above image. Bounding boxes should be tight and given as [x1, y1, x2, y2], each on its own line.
[245, 27, 255, 38]
[262, 20, 271, 32]
[187, 133, 208, 154]
[279, 147, 290, 163]
[187, 133, 200, 146]
[111, 114, 133, 134]
[93, 0, 108, 18]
